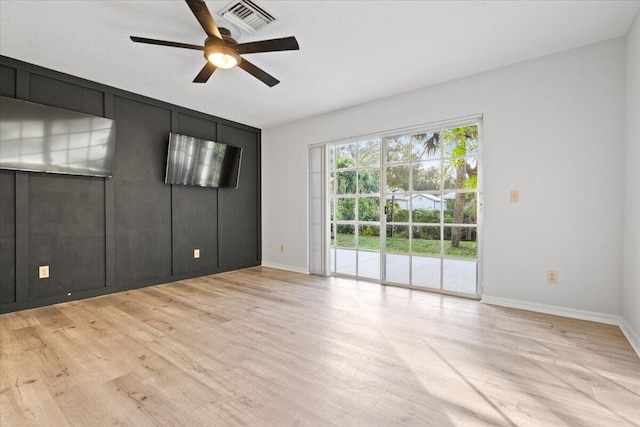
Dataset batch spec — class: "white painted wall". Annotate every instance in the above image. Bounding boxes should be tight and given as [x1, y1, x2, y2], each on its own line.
[624, 12, 640, 348]
[263, 38, 626, 316]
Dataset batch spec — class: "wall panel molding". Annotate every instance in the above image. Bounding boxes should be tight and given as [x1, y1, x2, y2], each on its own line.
[0, 55, 261, 313]
[105, 92, 116, 287]
[14, 173, 29, 302]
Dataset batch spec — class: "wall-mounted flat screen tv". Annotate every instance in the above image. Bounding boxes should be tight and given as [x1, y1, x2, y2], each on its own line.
[0, 96, 116, 177]
[165, 133, 242, 189]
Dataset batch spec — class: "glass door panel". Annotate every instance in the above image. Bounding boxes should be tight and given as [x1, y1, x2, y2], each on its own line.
[331, 140, 382, 280]
[358, 222, 380, 280]
[385, 135, 411, 163]
[412, 226, 441, 257]
[412, 161, 441, 191]
[335, 223, 356, 276]
[443, 259, 477, 293]
[358, 139, 380, 166]
[384, 224, 410, 285]
[383, 134, 412, 286]
[412, 256, 440, 289]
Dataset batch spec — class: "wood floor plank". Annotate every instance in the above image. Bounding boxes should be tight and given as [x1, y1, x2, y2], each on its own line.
[1, 266, 639, 426]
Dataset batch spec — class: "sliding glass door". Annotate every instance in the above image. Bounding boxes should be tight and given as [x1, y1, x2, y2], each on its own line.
[328, 120, 481, 297]
[383, 125, 479, 295]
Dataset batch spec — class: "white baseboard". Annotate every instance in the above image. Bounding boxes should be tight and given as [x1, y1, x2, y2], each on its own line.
[481, 295, 622, 325]
[481, 295, 640, 358]
[261, 261, 309, 275]
[620, 318, 640, 357]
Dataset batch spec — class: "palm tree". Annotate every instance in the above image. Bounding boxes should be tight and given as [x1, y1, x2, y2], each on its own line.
[412, 126, 478, 248]
[443, 126, 478, 248]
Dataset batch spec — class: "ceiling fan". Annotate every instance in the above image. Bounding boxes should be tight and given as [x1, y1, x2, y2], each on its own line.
[130, 0, 299, 87]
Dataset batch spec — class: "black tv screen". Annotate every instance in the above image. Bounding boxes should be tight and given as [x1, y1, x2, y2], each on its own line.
[0, 96, 116, 177]
[165, 133, 241, 188]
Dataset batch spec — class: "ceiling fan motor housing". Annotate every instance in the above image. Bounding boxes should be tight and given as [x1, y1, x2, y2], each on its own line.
[204, 37, 242, 68]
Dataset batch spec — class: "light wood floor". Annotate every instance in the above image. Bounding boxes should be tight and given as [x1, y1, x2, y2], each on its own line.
[1, 267, 639, 426]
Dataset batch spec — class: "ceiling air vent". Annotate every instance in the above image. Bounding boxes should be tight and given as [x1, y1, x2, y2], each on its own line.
[217, 0, 276, 35]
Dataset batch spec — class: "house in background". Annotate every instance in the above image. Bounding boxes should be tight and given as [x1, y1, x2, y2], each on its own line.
[388, 194, 445, 211]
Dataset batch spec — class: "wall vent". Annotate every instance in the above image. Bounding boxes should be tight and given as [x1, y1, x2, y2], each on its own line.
[217, 0, 275, 35]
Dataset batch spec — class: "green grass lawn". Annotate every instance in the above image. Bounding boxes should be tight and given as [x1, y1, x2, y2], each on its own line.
[335, 233, 476, 259]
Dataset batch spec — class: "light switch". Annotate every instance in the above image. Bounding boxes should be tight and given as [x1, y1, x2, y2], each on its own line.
[39, 265, 50, 279]
[193, 249, 200, 259]
[510, 190, 519, 203]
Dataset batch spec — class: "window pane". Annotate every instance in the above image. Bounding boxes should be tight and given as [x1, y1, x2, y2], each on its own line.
[443, 193, 477, 224]
[336, 224, 356, 248]
[411, 206, 440, 224]
[385, 197, 409, 222]
[411, 131, 441, 160]
[412, 256, 440, 289]
[412, 161, 441, 191]
[386, 225, 409, 253]
[386, 165, 409, 192]
[358, 197, 380, 221]
[358, 138, 380, 166]
[336, 249, 356, 276]
[443, 226, 477, 259]
[358, 251, 380, 280]
[386, 253, 409, 284]
[443, 259, 476, 294]
[385, 135, 410, 163]
[336, 170, 357, 194]
[411, 226, 441, 256]
[358, 225, 380, 251]
[358, 168, 380, 194]
[443, 125, 478, 158]
[443, 156, 478, 190]
[336, 198, 355, 220]
[336, 143, 356, 168]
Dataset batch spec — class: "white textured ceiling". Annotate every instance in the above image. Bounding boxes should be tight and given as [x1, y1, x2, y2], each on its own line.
[1, 1, 639, 128]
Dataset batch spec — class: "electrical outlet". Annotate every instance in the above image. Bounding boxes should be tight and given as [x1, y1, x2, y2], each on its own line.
[39, 265, 49, 279]
[547, 270, 558, 284]
[510, 190, 519, 203]
[280, 244, 285, 253]
[193, 249, 200, 259]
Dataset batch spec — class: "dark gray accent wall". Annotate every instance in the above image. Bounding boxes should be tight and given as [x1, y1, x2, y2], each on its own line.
[28, 174, 106, 299]
[113, 96, 173, 285]
[0, 65, 16, 97]
[218, 124, 261, 269]
[0, 66, 18, 303]
[0, 56, 261, 312]
[172, 113, 219, 275]
[0, 171, 15, 303]
[29, 74, 104, 116]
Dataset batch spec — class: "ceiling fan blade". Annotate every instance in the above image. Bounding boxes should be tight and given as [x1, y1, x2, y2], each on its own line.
[237, 58, 279, 87]
[130, 36, 204, 51]
[235, 36, 300, 54]
[193, 62, 217, 83]
[185, 0, 222, 40]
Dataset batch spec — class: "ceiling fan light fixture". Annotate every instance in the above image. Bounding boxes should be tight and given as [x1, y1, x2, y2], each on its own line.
[130, 0, 298, 85]
[206, 45, 241, 69]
